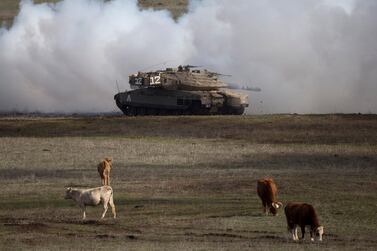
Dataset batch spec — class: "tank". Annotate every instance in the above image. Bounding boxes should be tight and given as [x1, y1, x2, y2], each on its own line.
[114, 65, 249, 116]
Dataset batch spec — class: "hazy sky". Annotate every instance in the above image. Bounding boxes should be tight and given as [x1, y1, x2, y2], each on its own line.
[0, 0, 376, 114]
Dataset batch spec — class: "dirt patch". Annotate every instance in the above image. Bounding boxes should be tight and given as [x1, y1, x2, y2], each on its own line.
[185, 231, 248, 240]
[255, 235, 285, 241]
[95, 234, 116, 239]
[126, 234, 137, 239]
[1, 217, 49, 232]
[0, 168, 92, 180]
[56, 218, 116, 225]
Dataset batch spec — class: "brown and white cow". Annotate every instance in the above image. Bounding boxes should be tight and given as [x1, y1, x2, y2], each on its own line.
[257, 178, 283, 216]
[284, 202, 324, 241]
[65, 186, 116, 220]
[97, 158, 112, 186]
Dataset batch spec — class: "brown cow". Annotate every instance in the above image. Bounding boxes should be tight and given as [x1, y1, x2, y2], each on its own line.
[97, 158, 112, 186]
[284, 202, 324, 241]
[257, 178, 283, 216]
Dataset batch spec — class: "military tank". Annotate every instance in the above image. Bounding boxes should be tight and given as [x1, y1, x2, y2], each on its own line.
[114, 65, 250, 116]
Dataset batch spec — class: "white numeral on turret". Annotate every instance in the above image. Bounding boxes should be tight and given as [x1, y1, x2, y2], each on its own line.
[135, 78, 142, 85]
[150, 75, 161, 85]
[155, 75, 161, 84]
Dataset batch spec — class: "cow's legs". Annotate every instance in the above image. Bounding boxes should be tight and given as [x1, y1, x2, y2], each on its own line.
[81, 205, 86, 220]
[289, 228, 295, 241]
[262, 201, 268, 215]
[109, 193, 116, 219]
[287, 223, 297, 241]
[101, 198, 110, 219]
[293, 226, 299, 241]
[310, 230, 314, 241]
[290, 228, 297, 240]
[300, 226, 305, 240]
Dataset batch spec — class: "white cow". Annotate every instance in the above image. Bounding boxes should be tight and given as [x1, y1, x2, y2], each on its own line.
[65, 186, 116, 220]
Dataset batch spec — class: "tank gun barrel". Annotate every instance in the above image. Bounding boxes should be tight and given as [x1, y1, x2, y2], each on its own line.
[241, 86, 261, 92]
[227, 83, 262, 92]
[207, 71, 232, 77]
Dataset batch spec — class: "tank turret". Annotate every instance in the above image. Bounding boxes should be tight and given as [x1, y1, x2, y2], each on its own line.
[114, 65, 250, 115]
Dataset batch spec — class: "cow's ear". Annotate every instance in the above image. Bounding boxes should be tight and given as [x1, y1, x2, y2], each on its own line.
[66, 187, 72, 192]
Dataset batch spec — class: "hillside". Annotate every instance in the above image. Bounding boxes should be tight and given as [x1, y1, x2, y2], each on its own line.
[0, 0, 187, 26]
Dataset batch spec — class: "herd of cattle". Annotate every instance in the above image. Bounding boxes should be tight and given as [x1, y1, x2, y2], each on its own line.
[65, 158, 324, 242]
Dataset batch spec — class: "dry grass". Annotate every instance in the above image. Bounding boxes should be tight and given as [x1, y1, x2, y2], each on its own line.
[1, 114, 376, 144]
[0, 115, 376, 250]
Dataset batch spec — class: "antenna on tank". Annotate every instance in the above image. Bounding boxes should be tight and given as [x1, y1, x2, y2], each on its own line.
[116, 80, 120, 93]
[140, 60, 176, 72]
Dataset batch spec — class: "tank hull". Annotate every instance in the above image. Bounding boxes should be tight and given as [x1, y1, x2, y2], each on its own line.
[114, 88, 247, 116]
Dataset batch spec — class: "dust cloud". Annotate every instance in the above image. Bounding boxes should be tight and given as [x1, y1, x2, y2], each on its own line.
[0, 0, 376, 114]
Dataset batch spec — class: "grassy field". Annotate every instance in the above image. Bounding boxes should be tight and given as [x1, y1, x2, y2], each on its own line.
[0, 114, 376, 250]
[0, 0, 187, 26]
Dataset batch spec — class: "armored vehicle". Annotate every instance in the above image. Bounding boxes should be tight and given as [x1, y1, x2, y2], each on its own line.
[114, 65, 249, 115]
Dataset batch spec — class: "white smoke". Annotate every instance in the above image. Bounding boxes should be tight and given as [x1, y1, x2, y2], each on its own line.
[0, 0, 376, 114]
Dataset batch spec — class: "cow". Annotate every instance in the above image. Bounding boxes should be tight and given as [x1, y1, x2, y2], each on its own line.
[284, 202, 324, 241]
[257, 178, 283, 216]
[65, 186, 116, 220]
[97, 158, 112, 186]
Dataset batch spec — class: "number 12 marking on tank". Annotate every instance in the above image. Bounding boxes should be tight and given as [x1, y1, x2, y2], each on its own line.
[150, 74, 161, 85]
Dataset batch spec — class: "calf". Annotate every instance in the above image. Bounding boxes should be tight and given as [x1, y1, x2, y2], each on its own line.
[65, 186, 116, 220]
[97, 158, 112, 186]
[284, 202, 324, 241]
[257, 178, 283, 216]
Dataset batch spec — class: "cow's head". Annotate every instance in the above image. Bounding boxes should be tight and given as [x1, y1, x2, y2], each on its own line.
[310, 225, 324, 241]
[270, 202, 283, 216]
[65, 187, 73, 199]
[105, 158, 112, 168]
[316, 226, 324, 241]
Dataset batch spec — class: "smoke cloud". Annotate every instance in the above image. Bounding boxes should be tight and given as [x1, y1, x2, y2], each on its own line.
[0, 0, 376, 113]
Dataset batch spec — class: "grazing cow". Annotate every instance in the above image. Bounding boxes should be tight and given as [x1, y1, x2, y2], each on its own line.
[257, 178, 283, 216]
[284, 202, 324, 241]
[65, 186, 116, 220]
[97, 158, 112, 186]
